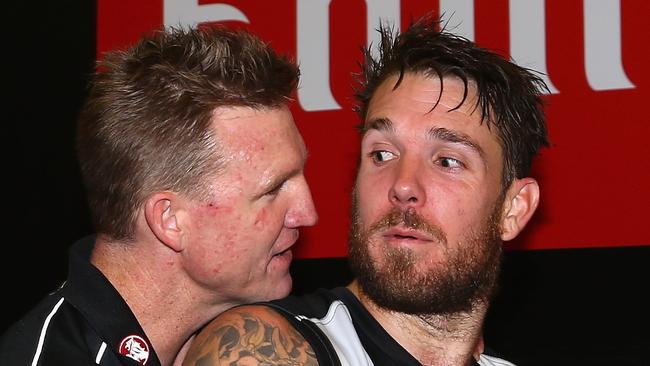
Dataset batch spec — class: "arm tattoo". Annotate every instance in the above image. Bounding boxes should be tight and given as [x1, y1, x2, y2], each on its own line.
[183, 309, 319, 366]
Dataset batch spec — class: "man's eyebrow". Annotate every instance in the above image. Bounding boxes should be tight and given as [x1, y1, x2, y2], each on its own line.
[428, 127, 486, 161]
[257, 150, 308, 197]
[365, 117, 395, 133]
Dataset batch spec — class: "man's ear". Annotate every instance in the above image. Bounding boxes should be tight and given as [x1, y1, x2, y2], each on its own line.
[144, 192, 184, 252]
[500, 177, 540, 241]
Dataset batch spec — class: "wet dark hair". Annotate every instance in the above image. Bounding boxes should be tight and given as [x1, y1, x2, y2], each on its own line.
[355, 16, 550, 187]
[77, 26, 299, 241]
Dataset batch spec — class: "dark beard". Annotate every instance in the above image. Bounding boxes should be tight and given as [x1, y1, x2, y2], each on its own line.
[348, 192, 503, 315]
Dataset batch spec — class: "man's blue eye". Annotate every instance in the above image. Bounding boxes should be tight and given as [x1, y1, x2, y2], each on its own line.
[439, 157, 463, 168]
[371, 150, 396, 162]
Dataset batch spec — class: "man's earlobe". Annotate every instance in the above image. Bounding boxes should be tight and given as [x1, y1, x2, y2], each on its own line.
[501, 178, 540, 241]
[144, 192, 184, 252]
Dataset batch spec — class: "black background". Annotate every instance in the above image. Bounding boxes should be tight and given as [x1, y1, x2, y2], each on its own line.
[5, 2, 648, 365]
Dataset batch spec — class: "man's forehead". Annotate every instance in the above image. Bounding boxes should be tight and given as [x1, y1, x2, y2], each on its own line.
[382, 72, 477, 101]
[365, 73, 486, 130]
[210, 105, 305, 159]
[368, 74, 481, 117]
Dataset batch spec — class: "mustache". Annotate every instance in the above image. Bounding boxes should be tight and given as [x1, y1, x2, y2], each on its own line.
[366, 207, 447, 245]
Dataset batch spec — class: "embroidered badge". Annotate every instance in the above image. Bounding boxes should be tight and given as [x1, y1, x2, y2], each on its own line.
[118, 335, 150, 365]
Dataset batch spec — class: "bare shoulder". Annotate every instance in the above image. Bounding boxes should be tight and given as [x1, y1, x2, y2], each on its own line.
[182, 304, 319, 366]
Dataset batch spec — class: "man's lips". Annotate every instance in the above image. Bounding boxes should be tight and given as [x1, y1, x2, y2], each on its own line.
[273, 246, 292, 257]
[273, 230, 299, 257]
[382, 226, 435, 242]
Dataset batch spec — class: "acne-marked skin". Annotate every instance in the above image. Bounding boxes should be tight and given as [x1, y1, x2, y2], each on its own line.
[179, 105, 318, 304]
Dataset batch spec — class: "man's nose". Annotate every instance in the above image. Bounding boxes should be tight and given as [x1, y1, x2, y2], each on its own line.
[287, 177, 318, 228]
[388, 157, 425, 210]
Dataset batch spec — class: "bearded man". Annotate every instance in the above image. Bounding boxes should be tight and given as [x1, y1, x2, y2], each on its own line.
[182, 16, 549, 366]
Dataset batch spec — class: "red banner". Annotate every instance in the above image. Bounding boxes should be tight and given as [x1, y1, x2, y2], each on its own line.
[98, 0, 650, 258]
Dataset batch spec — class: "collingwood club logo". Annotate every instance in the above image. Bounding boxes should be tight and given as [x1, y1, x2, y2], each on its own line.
[119, 335, 150, 365]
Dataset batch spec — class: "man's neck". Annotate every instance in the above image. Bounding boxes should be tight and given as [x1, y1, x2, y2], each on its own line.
[92, 237, 235, 366]
[347, 281, 486, 366]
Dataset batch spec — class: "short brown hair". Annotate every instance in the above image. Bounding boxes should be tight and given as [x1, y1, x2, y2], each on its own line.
[77, 26, 299, 241]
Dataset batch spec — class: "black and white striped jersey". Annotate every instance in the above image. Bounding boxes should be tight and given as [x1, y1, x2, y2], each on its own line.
[265, 287, 516, 366]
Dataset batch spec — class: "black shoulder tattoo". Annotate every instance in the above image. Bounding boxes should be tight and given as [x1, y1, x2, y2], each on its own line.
[183, 308, 319, 366]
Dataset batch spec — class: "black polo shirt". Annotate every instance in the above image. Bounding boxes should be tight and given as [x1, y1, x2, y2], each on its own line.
[0, 237, 161, 365]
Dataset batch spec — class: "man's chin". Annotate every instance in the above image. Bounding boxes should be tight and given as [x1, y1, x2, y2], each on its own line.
[273, 273, 293, 300]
